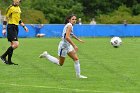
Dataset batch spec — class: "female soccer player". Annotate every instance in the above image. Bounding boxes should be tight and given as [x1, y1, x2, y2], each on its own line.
[39, 14, 87, 78]
[0, 0, 28, 65]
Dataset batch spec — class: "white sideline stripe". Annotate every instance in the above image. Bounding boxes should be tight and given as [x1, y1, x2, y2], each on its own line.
[0, 83, 122, 93]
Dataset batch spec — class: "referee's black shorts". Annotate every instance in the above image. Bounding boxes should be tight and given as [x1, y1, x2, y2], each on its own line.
[7, 24, 19, 42]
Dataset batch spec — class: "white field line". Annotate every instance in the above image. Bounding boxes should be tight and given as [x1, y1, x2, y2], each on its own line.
[0, 83, 123, 93]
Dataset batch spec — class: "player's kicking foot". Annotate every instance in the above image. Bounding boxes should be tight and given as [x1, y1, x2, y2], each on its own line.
[77, 75, 88, 79]
[39, 51, 48, 58]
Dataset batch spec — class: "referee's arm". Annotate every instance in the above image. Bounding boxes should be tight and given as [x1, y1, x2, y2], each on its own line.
[2, 16, 7, 36]
[19, 20, 29, 32]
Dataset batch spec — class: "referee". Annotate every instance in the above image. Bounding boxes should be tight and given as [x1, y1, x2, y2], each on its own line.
[0, 0, 28, 65]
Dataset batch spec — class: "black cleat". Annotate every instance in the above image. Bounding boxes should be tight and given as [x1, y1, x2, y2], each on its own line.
[0, 56, 18, 65]
[0, 56, 7, 63]
[8, 61, 18, 65]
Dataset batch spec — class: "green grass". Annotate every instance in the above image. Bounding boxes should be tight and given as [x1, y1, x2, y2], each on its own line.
[0, 37, 140, 93]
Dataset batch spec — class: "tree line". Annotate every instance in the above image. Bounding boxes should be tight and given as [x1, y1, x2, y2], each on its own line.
[0, 0, 140, 24]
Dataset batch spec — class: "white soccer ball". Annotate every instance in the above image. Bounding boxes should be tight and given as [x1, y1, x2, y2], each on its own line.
[110, 37, 122, 48]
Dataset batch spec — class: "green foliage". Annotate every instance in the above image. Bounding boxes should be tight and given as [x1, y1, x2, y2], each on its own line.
[0, 0, 12, 15]
[20, 0, 48, 24]
[0, 0, 140, 24]
[21, 9, 47, 24]
[78, 0, 140, 23]
[131, 15, 140, 24]
[31, 0, 84, 23]
[132, 4, 140, 15]
[97, 5, 139, 24]
[20, 0, 32, 9]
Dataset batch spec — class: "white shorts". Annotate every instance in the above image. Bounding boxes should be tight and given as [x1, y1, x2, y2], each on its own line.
[58, 41, 74, 57]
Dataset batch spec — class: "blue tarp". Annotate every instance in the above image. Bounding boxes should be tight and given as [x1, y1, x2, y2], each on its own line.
[0, 24, 140, 37]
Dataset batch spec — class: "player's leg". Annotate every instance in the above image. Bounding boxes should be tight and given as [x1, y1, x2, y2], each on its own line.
[67, 46, 87, 78]
[39, 51, 60, 65]
[39, 41, 67, 66]
[39, 49, 66, 66]
[39, 51, 66, 66]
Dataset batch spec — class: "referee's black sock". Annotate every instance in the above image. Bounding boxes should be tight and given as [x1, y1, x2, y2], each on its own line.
[1, 46, 14, 59]
[8, 47, 14, 62]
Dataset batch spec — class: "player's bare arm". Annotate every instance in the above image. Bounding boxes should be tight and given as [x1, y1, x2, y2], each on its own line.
[65, 25, 78, 51]
[72, 34, 84, 43]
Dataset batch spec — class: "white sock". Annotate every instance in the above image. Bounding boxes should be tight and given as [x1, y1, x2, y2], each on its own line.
[74, 60, 80, 76]
[45, 54, 59, 65]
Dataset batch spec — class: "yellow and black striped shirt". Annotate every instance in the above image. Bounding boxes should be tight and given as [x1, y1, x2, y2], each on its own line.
[6, 5, 21, 25]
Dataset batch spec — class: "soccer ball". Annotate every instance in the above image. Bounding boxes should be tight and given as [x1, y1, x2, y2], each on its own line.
[110, 37, 122, 48]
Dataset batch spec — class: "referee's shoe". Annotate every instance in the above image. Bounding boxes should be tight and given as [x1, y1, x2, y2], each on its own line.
[8, 61, 18, 65]
[0, 56, 18, 65]
[0, 56, 7, 64]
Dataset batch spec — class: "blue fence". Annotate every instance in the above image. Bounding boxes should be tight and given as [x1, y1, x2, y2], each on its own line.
[0, 24, 140, 37]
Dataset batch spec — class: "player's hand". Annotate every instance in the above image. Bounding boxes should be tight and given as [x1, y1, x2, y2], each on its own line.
[2, 29, 6, 36]
[78, 39, 85, 43]
[73, 45, 78, 52]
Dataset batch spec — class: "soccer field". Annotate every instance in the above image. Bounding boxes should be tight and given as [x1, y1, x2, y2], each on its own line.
[0, 37, 140, 93]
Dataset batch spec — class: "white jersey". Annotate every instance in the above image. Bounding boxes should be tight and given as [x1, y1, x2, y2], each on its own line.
[61, 23, 73, 46]
[58, 23, 74, 57]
